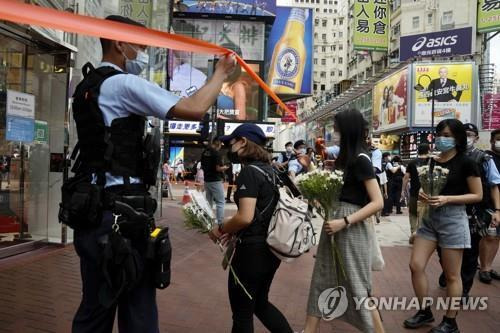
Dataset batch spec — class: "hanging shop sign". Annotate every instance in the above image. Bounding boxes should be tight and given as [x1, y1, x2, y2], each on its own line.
[353, 0, 389, 51]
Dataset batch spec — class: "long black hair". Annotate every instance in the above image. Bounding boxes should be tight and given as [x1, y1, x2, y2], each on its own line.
[334, 109, 369, 169]
[435, 119, 467, 153]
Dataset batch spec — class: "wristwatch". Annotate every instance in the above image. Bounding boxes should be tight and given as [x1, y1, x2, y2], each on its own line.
[343, 216, 351, 228]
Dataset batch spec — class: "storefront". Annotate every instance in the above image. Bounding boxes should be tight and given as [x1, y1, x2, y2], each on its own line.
[0, 23, 73, 258]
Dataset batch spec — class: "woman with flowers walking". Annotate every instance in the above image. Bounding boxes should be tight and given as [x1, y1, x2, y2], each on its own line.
[304, 109, 385, 332]
[209, 123, 293, 333]
[404, 119, 482, 333]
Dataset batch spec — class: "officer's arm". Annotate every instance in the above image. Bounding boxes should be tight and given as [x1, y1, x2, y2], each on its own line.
[170, 55, 236, 120]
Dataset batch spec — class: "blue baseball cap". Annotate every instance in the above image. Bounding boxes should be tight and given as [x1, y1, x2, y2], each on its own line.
[219, 123, 267, 146]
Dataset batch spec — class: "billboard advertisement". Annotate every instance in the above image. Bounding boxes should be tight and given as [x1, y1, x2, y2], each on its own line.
[478, 0, 500, 33]
[413, 63, 474, 127]
[224, 122, 275, 138]
[265, 7, 313, 98]
[169, 18, 265, 120]
[372, 67, 409, 133]
[173, 1, 276, 17]
[400, 27, 473, 62]
[353, 0, 389, 51]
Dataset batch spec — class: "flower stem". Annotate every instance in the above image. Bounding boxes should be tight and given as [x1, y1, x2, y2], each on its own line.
[229, 264, 253, 300]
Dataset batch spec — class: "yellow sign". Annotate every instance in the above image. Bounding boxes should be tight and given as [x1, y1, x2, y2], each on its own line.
[413, 63, 474, 126]
[353, 0, 389, 51]
[372, 67, 408, 133]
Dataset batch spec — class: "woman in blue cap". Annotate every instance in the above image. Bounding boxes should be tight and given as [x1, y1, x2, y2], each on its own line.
[209, 123, 293, 333]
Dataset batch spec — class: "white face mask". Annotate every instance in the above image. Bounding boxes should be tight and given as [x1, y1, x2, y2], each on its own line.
[467, 137, 475, 148]
[286, 146, 293, 153]
[123, 44, 149, 75]
[495, 140, 500, 151]
[298, 148, 306, 155]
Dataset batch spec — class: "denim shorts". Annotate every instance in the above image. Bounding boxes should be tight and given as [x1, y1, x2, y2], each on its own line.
[417, 205, 471, 249]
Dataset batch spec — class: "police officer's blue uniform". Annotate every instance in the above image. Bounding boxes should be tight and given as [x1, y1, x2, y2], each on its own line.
[72, 62, 179, 333]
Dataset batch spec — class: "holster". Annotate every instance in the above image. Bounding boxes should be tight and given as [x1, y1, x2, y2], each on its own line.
[112, 200, 156, 240]
[146, 227, 172, 289]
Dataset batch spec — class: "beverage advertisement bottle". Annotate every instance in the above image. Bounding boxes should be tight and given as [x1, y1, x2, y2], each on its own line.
[267, 8, 307, 94]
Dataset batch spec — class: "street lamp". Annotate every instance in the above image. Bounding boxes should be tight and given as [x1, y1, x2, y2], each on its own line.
[414, 74, 436, 194]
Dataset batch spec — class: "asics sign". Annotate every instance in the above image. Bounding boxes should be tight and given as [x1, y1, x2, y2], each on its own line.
[400, 27, 472, 62]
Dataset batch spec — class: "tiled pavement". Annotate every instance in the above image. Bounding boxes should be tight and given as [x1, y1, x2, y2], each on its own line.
[0, 186, 499, 332]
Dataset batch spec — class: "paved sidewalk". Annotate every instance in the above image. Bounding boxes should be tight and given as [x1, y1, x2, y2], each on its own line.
[0, 185, 499, 332]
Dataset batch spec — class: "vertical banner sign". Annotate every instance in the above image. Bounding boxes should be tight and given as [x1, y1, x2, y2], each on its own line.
[266, 7, 313, 98]
[478, 0, 500, 33]
[119, 0, 152, 27]
[281, 101, 297, 123]
[354, 0, 389, 51]
[413, 63, 474, 127]
[482, 93, 500, 130]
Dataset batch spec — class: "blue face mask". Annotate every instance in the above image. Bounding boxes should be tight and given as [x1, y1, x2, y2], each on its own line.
[435, 137, 456, 152]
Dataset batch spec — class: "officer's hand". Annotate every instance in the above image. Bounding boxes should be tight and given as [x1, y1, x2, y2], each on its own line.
[215, 53, 237, 78]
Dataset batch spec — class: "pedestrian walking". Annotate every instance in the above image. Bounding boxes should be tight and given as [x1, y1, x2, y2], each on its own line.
[209, 123, 293, 333]
[195, 160, 204, 191]
[162, 161, 175, 200]
[201, 138, 229, 226]
[386, 155, 405, 215]
[67, 15, 236, 333]
[404, 119, 482, 333]
[402, 143, 430, 244]
[226, 158, 241, 203]
[304, 109, 385, 333]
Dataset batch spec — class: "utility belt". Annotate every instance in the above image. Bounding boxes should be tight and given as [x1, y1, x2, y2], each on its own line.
[59, 175, 171, 297]
[468, 207, 494, 237]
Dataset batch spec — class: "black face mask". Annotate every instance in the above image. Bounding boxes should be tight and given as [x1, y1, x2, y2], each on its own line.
[227, 150, 240, 164]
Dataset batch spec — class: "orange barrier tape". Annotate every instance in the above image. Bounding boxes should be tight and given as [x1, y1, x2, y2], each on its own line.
[0, 0, 294, 121]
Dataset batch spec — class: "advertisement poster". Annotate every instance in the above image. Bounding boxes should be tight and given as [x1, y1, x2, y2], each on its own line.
[372, 67, 408, 133]
[169, 18, 265, 120]
[353, 0, 389, 51]
[478, 0, 500, 33]
[173, 0, 276, 17]
[413, 63, 474, 127]
[399, 27, 472, 62]
[265, 7, 313, 98]
[482, 93, 500, 130]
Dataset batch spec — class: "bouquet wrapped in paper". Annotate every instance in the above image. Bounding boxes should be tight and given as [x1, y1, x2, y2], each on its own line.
[182, 190, 252, 299]
[295, 169, 346, 278]
[417, 164, 449, 219]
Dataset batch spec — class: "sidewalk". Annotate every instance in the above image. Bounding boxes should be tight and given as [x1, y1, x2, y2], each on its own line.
[0, 185, 499, 332]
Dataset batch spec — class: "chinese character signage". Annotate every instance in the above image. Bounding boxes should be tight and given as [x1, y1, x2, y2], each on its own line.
[413, 63, 474, 127]
[372, 67, 409, 133]
[482, 93, 500, 130]
[173, 0, 275, 17]
[478, 0, 500, 33]
[400, 27, 473, 62]
[281, 101, 297, 123]
[265, 7, 313, 98]
[353, 0, 389, 51]
[119, 0, 152, 27]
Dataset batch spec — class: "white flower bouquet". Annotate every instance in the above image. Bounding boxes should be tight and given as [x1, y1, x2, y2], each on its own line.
[417, 164, 450, 218]
[182, 190, 252, 299]
[295, 169, 346, 278]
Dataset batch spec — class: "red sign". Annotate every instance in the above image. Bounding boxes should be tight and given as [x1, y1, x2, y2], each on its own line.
[482, 93, 500, 130]
[281, 101, 297, 123]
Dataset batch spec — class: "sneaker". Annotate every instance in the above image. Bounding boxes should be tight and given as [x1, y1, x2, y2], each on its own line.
[478, 270, 492, 284]
[429, 316, 459, 333]
[376, 217, 381, 224]
[438, 272, 447, 289]
[226, 199, 233, 204]
[490, 270, 500, 280]
[403, 308, 434, 329]
[396, 211, 403, 214]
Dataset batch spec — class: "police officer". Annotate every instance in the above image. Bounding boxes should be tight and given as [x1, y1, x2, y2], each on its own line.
[437, 123, 500, 299]
[275, 141, 294, 170]
[70, 15, 236, 333]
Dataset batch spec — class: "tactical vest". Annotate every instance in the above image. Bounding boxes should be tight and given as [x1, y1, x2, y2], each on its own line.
[71, 62, 158, 186]
[467, 148, 493, 212]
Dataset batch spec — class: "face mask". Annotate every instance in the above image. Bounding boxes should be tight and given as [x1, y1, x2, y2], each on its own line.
[435, 137, 456, 152]
[332, 132, 341, 144]
[495, 140, 500, 151]
[467, 137, 475, 149]
[286, 146, 293, 153]
[123, 44, 149, 75]
[298, 148, 306, 155]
